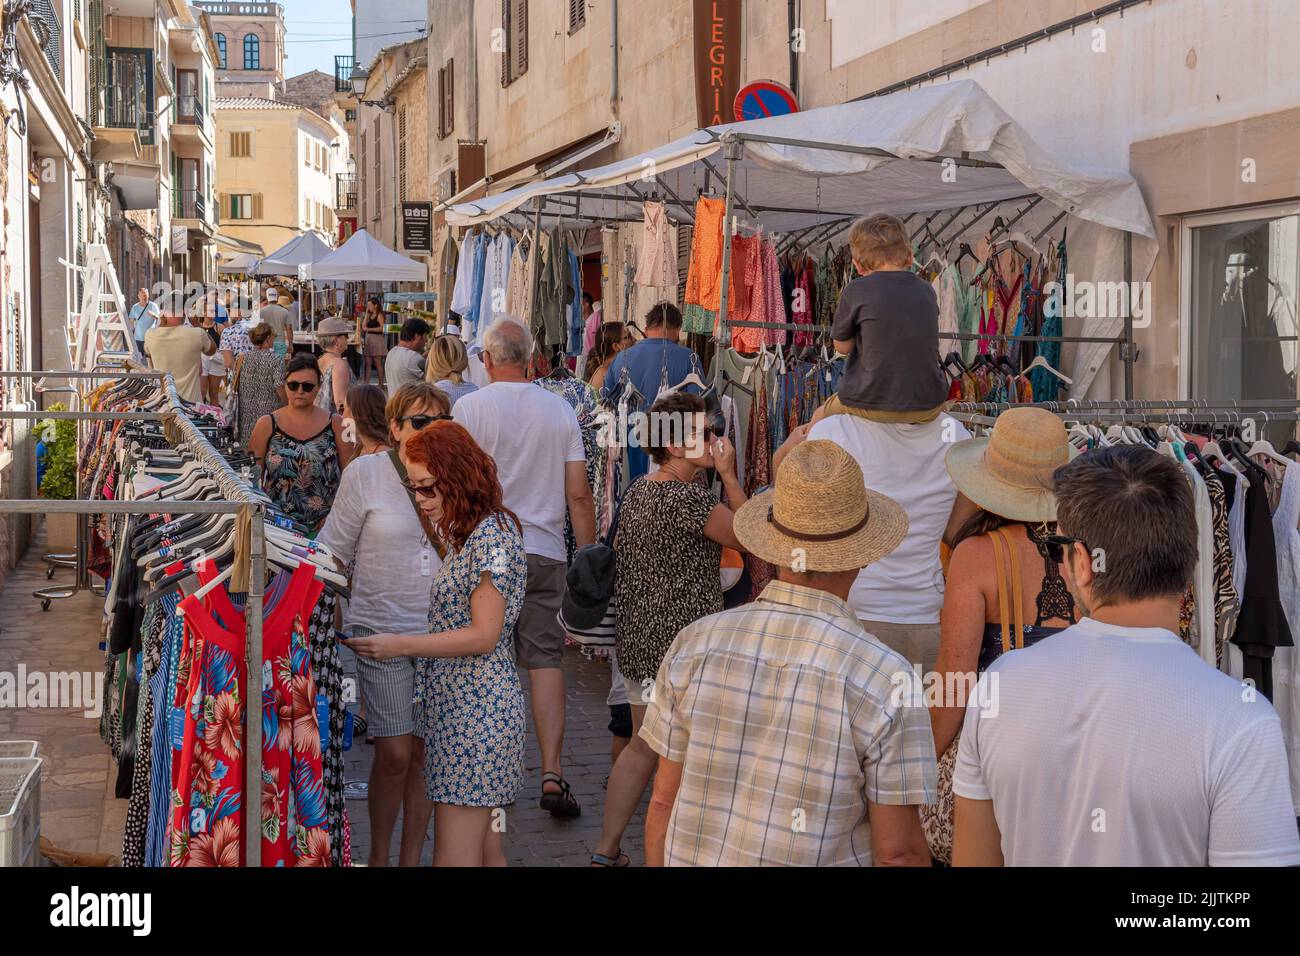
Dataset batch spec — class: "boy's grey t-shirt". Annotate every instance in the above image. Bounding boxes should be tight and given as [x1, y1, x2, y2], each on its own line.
[831, 271, 949, 411]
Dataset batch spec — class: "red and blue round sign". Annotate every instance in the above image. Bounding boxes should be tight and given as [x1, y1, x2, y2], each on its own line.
[733, 80, 799, 122]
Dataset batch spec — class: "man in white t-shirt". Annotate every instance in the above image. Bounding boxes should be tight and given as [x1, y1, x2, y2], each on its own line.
[953, 445, 1300, 867]
[453, 318, 596, 818]
[784, 412, 970, 674]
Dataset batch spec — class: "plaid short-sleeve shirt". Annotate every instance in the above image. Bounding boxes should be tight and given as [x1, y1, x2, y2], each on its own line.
[640, 580, 937, 867]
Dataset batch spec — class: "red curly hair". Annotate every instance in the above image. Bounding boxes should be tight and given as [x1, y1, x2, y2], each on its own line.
[402, 421, 521, 550]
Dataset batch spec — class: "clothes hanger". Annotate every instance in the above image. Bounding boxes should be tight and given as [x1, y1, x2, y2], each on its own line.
[1022, 354, 1072, 385]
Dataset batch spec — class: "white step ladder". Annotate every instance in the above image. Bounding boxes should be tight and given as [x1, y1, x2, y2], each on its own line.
[60, 244, 139, 371]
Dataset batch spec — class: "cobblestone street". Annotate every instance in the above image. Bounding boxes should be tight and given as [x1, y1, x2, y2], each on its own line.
[0, 525, 644, 866]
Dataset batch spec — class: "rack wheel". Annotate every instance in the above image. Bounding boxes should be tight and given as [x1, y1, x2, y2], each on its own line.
[41, 600, 51, 611]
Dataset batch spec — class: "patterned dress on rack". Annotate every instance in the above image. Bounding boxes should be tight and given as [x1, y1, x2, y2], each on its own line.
[683, 197, 726, 335]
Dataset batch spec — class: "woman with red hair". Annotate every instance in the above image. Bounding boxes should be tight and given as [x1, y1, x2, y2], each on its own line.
[344, 421, 527, 866]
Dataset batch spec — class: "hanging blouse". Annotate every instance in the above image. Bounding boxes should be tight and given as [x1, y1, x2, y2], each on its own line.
[683, 197, 726, 334]
[634, 201, 678, 289]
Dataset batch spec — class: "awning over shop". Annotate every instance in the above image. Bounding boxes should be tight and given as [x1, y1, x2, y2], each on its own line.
[444, 80, 1159, 399]
[214, 232, 264, 256]
[299, 229, 427, 283]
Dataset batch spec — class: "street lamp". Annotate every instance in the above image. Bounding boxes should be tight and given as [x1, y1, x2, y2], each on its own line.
[349, 68, 368, 97]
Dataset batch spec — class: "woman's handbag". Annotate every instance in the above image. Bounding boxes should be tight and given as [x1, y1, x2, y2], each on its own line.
[919, 526, 1024, 863]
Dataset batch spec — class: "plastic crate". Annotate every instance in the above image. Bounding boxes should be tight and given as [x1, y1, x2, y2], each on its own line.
[0, 742, 38, 759]
[0, 757, 43, 867]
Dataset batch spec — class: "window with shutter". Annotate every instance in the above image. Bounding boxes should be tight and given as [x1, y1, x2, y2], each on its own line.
[398, 107, 408, 201]
[500, 0, 510, 87]
[445, 59, 454, 136]
[372, 117, 382, 211]
[515, 0, 528, 76]
[568, 0, 585, 34]
[437, 67, 446, 138]
[252, 193, 263, 219]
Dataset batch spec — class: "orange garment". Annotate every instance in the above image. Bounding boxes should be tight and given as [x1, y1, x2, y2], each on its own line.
[684, 197, 726, 310]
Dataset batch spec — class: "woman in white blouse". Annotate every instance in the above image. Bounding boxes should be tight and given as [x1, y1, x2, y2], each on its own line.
[317, 381, 452, 865]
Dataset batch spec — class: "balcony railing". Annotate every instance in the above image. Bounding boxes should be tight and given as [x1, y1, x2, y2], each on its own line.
[29, 0, 63, 82]
[174, 94, 205, 128]
[174, 188, 206, 221]
[335, 175, 357, 210]
[192, 2, 283, 17]
[104, 83, 151, 135]
[334, 55, 354, 93]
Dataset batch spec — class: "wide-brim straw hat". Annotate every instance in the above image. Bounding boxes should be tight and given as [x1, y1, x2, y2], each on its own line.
[734, 440, 909, 573]
[945, 406, 1073, 523]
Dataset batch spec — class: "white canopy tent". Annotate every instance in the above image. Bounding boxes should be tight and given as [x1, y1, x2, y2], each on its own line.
[254, 231, 335, 276]
[217, 251, 261, 275]
[443, 80, 1158, 399]
[299, 229, 427, 283]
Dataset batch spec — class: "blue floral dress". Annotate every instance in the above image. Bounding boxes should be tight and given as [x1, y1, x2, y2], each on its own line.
[416, 512, 527, 807]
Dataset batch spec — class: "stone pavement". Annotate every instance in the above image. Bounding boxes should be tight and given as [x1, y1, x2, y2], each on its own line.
[0, 524, 644, 866]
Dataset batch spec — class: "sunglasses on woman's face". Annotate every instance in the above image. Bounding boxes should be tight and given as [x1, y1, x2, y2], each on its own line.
[397, 413, 452, 431]
[285, 380, 318, 393]
[399, 478, 439, 499]
[1043, 534, 1087, 565]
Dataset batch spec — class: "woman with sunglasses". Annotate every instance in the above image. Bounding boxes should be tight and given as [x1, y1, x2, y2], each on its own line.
[344, 421, 528, 867]
[922, 407, 1076, 863]
[591, 391, 747, 867]
[249, 352, 352, 535]
[316, 381, 450, 865]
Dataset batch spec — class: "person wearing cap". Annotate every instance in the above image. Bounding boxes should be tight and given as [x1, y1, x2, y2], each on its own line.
[640, 440, 936, 867]
[259, 285, 293, 358]
[315, 316, 355, 415]
[920, 407, 1078, 863]
[953, 445, 1300, 867]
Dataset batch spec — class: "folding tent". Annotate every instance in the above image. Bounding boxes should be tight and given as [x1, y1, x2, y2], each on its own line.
[254, 231, 335, 276]
[442, 80, 1158, 399]
[299, 229, 427, 283]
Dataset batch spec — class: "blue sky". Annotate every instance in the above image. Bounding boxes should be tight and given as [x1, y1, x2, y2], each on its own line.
[281, 0, 359, 77]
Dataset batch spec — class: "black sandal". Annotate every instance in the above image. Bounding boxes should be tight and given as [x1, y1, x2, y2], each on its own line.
[590, 849, 629, 867]
[539, 772, 582, 818]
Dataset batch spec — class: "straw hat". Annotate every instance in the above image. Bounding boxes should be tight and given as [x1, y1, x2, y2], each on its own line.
[733, 440, 908, 573]
[945, 407, 1072, 522]
[316, 317, 351, 337]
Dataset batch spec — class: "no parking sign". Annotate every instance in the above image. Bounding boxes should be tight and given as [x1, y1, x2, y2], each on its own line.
[733, 80, 799, 122]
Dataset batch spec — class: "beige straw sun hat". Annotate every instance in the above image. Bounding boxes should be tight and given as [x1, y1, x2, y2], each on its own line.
[733, 440, 909, 573]
[944, 406, 1073, 523]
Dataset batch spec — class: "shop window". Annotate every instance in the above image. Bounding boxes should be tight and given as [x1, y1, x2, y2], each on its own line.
[1184, 203, 1300, 445]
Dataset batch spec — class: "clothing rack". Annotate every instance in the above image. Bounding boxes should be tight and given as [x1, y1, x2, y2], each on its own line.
[0, 369, 270, 866]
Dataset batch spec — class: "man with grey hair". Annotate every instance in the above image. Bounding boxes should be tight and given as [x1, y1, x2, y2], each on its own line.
[453, 318, 596, 818]
[258, 285, 292, 359]
[144, 291, 216, 402]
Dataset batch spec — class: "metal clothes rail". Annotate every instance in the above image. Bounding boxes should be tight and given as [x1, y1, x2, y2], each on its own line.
[0, 368, 269, 866]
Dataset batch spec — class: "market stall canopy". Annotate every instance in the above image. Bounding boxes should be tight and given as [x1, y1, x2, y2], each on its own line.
[255, 231, 335, 276]
[299, 229, 428, 283]
[443, 79, 1155, 242]
[217, 251, 261, 274]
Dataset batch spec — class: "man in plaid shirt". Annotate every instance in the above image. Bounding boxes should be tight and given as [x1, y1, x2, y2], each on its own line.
[641, 440, 937, 866]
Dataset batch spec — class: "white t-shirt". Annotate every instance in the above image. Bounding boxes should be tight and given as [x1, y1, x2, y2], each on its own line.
[453, 381, 585, 561]
[316, 453, 441, 635]
[808, 413, 968, 624]
[953, 618, 1300, 867]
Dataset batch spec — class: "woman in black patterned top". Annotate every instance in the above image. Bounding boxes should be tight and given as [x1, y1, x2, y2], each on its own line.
[591, 392, 748, 866]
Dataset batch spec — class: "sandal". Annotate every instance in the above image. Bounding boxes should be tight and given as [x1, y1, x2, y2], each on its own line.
[539, 772, 582, 818]
[590, 849, 629, 867]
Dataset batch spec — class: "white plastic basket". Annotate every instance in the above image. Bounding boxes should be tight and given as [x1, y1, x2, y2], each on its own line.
[0, 742, 38, 759]
[0, 757, 43, 867]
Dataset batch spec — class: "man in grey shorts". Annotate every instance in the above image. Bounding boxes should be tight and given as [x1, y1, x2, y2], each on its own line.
[453, 319, 596, 816]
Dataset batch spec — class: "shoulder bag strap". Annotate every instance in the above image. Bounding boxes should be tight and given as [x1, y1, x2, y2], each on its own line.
[989, 529, 1013, 657]
[388, 449, 447, 560]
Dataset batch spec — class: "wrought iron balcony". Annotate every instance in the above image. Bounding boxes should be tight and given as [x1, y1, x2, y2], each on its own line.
[334, 55, 354, 93]
[174, 188, 207, 221]
[335, 174, 357, 210]
[174, 94, 205, 128]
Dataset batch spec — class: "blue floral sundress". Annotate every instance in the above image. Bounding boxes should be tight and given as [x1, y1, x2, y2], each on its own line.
[416, 512, 527, 807]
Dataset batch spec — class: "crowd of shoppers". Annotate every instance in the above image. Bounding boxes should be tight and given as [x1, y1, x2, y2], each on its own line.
[129, 259, 1300, 869]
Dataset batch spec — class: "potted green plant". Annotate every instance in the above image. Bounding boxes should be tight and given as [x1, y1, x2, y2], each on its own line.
[38, 403, 77, 551]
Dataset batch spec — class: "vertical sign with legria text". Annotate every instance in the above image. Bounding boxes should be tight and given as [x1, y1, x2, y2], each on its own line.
[402, 201, 432, 253]
[693, 0, 742, 128]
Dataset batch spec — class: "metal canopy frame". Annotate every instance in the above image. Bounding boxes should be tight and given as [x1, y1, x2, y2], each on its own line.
[462, 126, 1141, 397]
